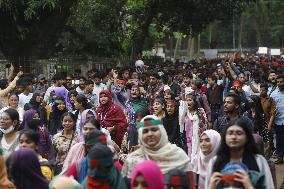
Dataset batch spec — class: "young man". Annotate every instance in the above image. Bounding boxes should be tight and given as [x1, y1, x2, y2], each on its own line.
[207, 75, 224, 124]
[213, 93, 245, 133]
[19, 81, 33, 108]
[64, 75, 75, 91]
[44, 74, 64, 102]
[83, 80, 97, 108]
[76, 77, 86, 95]
[271, 74, 284, 164]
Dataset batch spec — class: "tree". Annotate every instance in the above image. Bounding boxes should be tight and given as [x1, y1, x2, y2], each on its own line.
[56, 0, 126, 57]
[0, 0, 76, 70]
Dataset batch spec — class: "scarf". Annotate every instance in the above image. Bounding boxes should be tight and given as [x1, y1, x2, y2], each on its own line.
[193, 130, 221, 189]
[82, 145, 126, 189]
[131, 160, 165, 189]
[0, 148, 14, 189]
[96, 90, 127, 146]
[79, 109, 96, 141]
[135, 115, 192, 174]
[54, 86, 71, 109]
[11, 148, 49, 189]
[130, 98, 147, 112]
[162, 110, 179, 143]
[23, 109, 37, 129]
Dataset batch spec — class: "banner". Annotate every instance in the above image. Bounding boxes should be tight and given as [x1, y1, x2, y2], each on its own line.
[204, 49, 218, 59]
[258, 47, 268, 54]
[270, 49, 281, 56]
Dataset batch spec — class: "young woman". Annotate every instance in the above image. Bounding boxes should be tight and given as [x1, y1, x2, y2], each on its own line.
[73, 94, 90, 133]
[52, 112, 79, 174]
[0, 93, 24, 122]
[193, 130, 221, 189]
[122, 115, 195, 189]
[49, 96, 68, 135]
[152, 98, 165, 120]
[10, 148, 49, 189]
[96, 90, 128, 147]
[27, 92, 47, 125]
[0, 108, 20, 158]
[205, 117, 274, 189]
[19, 129, 53, 180]
[131, 160, 165, 189]
[68, 90, 78, 112]
[179, 93, 207, 161]
[162, 100, 182, 148]
[22, 109, 55, 164]
[78, 109, 96, 141]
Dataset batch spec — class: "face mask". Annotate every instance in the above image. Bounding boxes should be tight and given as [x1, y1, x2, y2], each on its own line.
[28, 119, 41, 130]
[0, 126, 15, 134]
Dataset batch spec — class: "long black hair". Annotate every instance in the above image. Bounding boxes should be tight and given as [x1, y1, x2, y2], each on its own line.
[213, 117, 260, 172]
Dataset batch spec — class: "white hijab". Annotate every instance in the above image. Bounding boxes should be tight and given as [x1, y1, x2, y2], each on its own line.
[135, 115, 192, 174]
[193, 129, 221, 188]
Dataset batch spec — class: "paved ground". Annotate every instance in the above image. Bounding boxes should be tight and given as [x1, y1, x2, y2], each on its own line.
[276, 164, 284, 189]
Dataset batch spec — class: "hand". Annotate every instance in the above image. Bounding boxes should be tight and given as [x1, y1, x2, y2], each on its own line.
[9, 64, 14, 72]
[208, 172, 222, 189]
[112, 69, 118, 79]
[268, 123, 273, 131]
[17, 71, 23, 77]
[107, 126, 115, 133]
[234, 170, 254, 189]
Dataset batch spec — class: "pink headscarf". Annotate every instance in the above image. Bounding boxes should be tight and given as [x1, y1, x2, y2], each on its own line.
[131, 160, 165, 189]
[193, 129, 221, 189]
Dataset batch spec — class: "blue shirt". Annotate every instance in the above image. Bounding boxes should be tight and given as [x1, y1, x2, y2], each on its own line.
[271, 88, 284, 125]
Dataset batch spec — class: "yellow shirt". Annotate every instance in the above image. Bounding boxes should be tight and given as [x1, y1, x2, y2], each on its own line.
[38, 155, 53, 181]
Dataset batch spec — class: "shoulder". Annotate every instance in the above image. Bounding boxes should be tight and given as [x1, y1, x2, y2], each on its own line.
[53, 132, 62, 140]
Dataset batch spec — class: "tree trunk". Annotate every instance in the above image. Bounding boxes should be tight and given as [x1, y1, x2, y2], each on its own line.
[238, 13, 244, 49]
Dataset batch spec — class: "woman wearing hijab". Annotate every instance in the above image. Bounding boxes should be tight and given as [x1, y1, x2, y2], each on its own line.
[54, 86, 71, 109]
[81, 144, 127, 189]
[65, 129, 116, 183]
[10, 148, 49, 189]
[192, 130, 221, 189]
[122, 115, 195, 189]
[162, 100, 183, 148]
[79, 109, 96, 141]
[96, 90, 128, 147]
[26, 92, 47, 125]
[22, 109, 55, 163]
[0, 148, 15, 189]
[49, 96, 67, 135]
[131, 160, 165, 189]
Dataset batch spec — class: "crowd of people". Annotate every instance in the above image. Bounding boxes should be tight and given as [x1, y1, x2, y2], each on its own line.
[0, 54, 283, 189]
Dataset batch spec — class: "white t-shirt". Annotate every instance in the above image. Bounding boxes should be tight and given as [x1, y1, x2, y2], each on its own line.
[18, 93, 33, 108]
